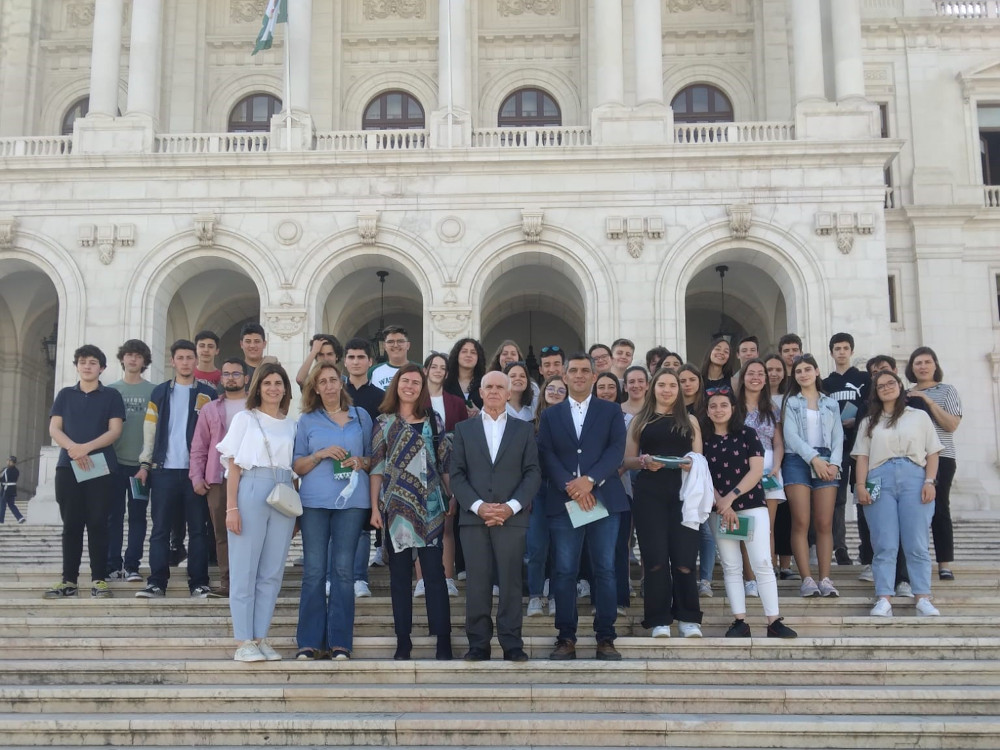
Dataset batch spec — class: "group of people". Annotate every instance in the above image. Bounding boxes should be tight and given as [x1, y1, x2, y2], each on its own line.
[41, 321, 959, 662]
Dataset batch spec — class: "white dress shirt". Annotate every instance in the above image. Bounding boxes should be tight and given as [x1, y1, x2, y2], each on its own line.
[569, 394, 592, 438]
[469, 409, 522, 517]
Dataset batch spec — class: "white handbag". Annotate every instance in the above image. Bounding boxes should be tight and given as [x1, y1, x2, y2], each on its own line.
[251, 411, 302, 518]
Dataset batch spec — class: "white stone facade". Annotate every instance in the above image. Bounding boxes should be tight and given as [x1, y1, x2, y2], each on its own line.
[0, 0, 999, 513]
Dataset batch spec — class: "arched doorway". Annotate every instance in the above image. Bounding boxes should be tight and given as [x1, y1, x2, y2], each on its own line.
[479, 252, 586, 362]
[316, 260, 424, 361]
[0, 262, 59, 495]
[684, 260, 787, 365]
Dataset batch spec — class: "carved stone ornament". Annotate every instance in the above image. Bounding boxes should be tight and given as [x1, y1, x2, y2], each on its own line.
[194, 214, 217, 247]
[522, 209, 544, 242]
[727, 204, 752, 240]
[625, 217, 645, 259]
[666, 0, 731, 11]
[66, 2, 95, 28]
[430, 297, 473, 338]
[498, 0, 561, 16]
[606, 217, 625, 240]
[836, 228, 855, 255]
[264, 308, 307, 340]
[97, 225, 116, 265]
[78, 224, 96, 248]
[363, 0, 426, 20]
[0, 217, 15, 250]
[607, 216, 664, 258]
[231, 0, 267, 24]
[814, 212, 834, 236]
[275, 219, 301, 246]
[437, 216, 465, 243]
[357, 212, 379, 246]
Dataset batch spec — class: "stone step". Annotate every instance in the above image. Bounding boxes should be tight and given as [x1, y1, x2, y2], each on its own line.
[2, 683, 997, 716]
[4, 658, 998, 687]
[0, 712, 995, 748]
[0, 635, 995, 661]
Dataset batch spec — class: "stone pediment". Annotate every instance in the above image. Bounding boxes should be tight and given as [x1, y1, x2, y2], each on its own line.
[959, 59, 1000, 97]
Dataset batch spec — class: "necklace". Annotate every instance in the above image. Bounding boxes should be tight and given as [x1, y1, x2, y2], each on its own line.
[325, 407, 343, 418]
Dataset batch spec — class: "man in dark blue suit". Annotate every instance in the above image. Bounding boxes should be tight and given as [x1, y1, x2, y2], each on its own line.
[538, 353, 627, 661]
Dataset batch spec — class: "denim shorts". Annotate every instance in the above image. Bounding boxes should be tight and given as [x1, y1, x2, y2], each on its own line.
[782, 448, 839, 490]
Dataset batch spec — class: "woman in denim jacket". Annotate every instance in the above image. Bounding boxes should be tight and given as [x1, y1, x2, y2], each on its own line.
[780, 354, 844, 598]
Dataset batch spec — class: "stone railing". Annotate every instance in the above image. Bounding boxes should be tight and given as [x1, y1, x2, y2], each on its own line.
[153, 133, 270, 154]
[674, 121, 795, 144]
[471, 126, 592, 148]
[884, 186, 902, 209]
[314, 130, 428, 151]
[0, 136, 73, 157]
[986, 185, 1000, 208]
[934, 1, 1000, 16]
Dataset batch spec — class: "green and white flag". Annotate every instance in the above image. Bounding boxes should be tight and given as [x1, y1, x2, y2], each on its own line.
[252, 0, 287, 55]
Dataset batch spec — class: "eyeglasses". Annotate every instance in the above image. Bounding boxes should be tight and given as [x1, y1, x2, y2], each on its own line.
[541, 346, 562, 355]
[592, 353, 611, 361]
[384, 338, 408, 346]
[705, 386, 733, 397]
[545, 386, 567, 395]
[876, 381, 900, 391]
[220, 372, 244, 379]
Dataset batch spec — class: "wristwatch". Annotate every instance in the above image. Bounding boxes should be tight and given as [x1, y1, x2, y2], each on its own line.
[584, 475, 596, 485]
[924, 478, 937, 486]
[731, 487, 742, 497]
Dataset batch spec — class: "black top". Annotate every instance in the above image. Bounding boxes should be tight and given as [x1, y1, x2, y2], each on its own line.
[49, 383, 127, 470]
[703, 425, 765, 512]
[1, 466, 17, 498]
[703, 376, 731, 393]
[633, 414, 693, 499]
[346, 381, 385, 422]
[823, 367, 868, 444]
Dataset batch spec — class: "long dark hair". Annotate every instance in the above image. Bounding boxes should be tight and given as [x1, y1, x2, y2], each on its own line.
[780, 353, 824, 422]
[630, 367, 691, 442]
[246, 362, 292, 414]
[379, 363, 430, 419]
[444, 337, 486, 395]
[763, 353, 788, 395]
[503, 361, 534, 409]
[677, 363, 705, 415]
[700, 336, 734, 380]
[864, 371, 908, 439]
[736, 358, 776, 426]
[489, 339, 523, 372]
[592, 371, 623, 403]
[701, 388, 743, 437]
[535, 375, 566, 432]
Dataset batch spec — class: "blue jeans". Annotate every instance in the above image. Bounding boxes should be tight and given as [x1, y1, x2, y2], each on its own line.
[147, 469, 209, 591]
[123, 470, 148, 573]
[865, 458, 935, 598]
[298, 506, 367, 652]
[106, 463, 139, 575]
[353, 529, 370, 584]
[699, 520, 716, 582]
[526, 492, 550, 597]
[615, 508, 632, 607]
[549, 510, 620, 643]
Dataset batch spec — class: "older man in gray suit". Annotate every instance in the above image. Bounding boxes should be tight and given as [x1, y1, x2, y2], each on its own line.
[450, 370, 541, 662]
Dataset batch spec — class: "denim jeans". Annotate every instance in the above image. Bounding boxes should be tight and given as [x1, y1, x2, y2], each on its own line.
[106, 463, 139, 576]
[865, 458, 935, 598]
[298, 506, 368, 652]
[698, 520, 716, 582]
[124, 479, 149, 574]
[353, 529, 370, 584]
[147, 469, 209, 592]
[525, 491, 550, 597]
[615, 507, 632, 608]
[548, 510, 620, 643]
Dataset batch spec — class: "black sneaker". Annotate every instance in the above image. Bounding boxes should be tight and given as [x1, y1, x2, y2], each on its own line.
[725, 619, 751, 638]
[44, 581, 78, 598]
[124, 569, 143, 583]
[835, 548, 853, 566]
[190, 585, 212, 598]
[135, 584, 165, 598]
[766, 618, 798, 639]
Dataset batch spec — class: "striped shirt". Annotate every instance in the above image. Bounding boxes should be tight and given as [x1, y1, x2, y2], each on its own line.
[915, 383, 962, 459]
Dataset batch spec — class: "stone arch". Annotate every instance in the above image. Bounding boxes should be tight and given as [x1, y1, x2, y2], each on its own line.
[205, 75, 283, 131]
[479, 69, 582, 127]
[459, 225, 618, 347]
[40, 78, 127, 135]
[663, 63, 754, 121]
[659, 219, 828, 361]
[342, 73, 437, 130]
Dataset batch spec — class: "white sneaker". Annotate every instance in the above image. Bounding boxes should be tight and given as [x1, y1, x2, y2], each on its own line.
[895, 581, 914, 598]
[354, 580, 371, 598]
[915, 598, 940, 617]
[542, 578, 550, 597]
[858, 564, 874, 582]
[413, 579, 425, 598]
[651, 625, 671, 638]
[456, 570, 467, 581]
[446, 578, 459, 597]
[744, 580, 759, 598]
[371, 547, 385, 567]
[678, 622, 703, 638]
[870, 598, 893, 617]
[698, 579, 713, 598]
[526, 597, 543, 617]
[234, 640, 265, 662]
[492, 584, 500, 598]
[257, 640, 282, 661]
[576, 579, 591, 599]
[547, 598, 556, 617]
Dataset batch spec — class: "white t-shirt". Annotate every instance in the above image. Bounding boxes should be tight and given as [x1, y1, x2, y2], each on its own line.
[430, 395, 446, 429]
[216, 409, 296, 474]
[369, 363, 402, 391]
[163, 383, 191, 469]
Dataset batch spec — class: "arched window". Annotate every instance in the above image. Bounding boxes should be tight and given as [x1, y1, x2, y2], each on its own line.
[362, 91, 425, 130]
[671, 84, 734, 123]
[228, 93, 282, 132]
[61, 97, 89, 135]
[498, 88, 561, 127]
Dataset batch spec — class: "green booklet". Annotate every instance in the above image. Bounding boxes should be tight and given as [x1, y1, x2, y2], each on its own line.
[717, 514, 755, 542]
[866, 478, 882, 502]
[129, 476, 149, 500]
[331, 453, 352, 481]
[761, 474, 781, 491]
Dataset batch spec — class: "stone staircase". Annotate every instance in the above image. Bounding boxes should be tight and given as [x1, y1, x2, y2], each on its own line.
[0, 520, 997, 749]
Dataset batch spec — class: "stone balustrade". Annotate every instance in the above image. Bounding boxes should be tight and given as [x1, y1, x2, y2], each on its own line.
[934, 1, 1000, 16]
[674, 121, 795, 145]
[153, 133, 269, 154]
[471, 127, 593, 148]
[986, 185, 1000, 208]
[314, 130, 428, 151]
[0, 137, 72, 157]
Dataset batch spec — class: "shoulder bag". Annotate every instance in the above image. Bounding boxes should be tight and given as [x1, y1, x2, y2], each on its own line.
[250, 410, 302, 518]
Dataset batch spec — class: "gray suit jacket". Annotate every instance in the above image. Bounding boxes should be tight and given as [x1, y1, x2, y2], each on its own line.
[450, 415, 541, 528]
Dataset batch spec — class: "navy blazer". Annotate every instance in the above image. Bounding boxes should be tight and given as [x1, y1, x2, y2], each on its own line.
[537, 397, 628, 517]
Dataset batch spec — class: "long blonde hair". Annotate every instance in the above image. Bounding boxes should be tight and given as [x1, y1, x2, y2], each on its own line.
[629, 367, 691, 442]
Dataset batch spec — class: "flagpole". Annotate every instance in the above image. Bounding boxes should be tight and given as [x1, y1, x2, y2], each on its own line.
[284, 14, 292, 152]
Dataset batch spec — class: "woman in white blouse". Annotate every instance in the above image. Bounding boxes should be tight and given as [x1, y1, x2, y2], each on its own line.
[853, 370, 943, 618]
[217, 363, 298, 662]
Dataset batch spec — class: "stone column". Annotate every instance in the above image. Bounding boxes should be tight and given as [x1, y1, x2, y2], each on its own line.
[830, 0, 866, 102]
[87, 0, 124, 117]
[789, 0, 825, 104]
[633, 0, 663, 106]
[594, 0, 624, 106]
[125, 0, 163, 120]
[272, 0, 314, 150]
[430, 0, 471, 148]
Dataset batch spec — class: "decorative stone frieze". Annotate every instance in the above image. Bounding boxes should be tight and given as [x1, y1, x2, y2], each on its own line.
[726, 204, 752, 239]
[429, 291, 472, 338]
[357, 212, 379, 246]
[666, 0, 731, 12]
[816, 211, 872, 255]
[606, 216, 664, 258]
[626, 217, 645, 259]
[230, 0, 266, 24]
[0, 217, 16, 250]
[363, 0, 426, 20]
[836, 213, 856, 255]
[78, 224, 96, 248]
[194, 214, 217, 247]
[522, 209, 544, 242]
[79, 223, 134, 265]
[66, 2, 95, 28]
[498, 0, 561, 16]
[264, 295, 306, 340]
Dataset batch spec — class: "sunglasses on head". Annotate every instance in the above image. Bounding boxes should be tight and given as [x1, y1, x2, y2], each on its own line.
[792, 353, 813, 363]
[541, 346, 562, 355]
[705, 386, 733, 397]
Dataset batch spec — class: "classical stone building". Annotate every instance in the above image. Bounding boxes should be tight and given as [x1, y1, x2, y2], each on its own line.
[0, 0, 999, 513]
